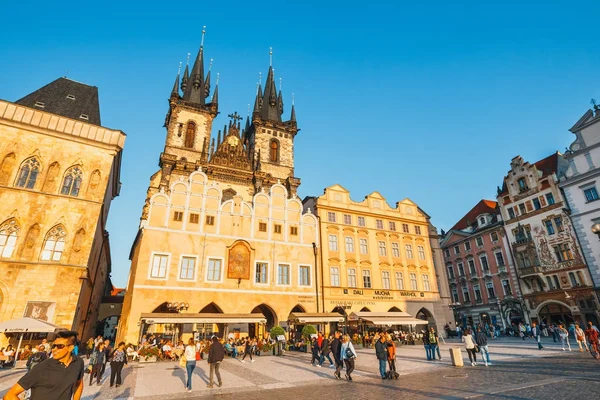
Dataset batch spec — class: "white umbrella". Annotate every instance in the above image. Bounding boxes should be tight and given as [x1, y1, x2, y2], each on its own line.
[0, 317, 66, 366]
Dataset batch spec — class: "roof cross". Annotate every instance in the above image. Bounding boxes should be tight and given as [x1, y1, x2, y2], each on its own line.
[228, 112, 243, 123]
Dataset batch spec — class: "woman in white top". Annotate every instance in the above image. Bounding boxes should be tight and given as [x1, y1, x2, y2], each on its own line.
[340, 334, 357, 381]
[184, 339, 197, 392]
[558, 324, 571, 351]
[575, 323, 589, 352]
[462, 328, 477, 366]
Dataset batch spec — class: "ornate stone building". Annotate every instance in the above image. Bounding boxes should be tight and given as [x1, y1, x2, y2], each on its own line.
[119, 39, 319, 344]
[303, 185, 449, 333]
[560, 105, 600, 326]
[497, 153, 595, 325]
[0, 78, 126, 343]
[441, 200, 525, 329]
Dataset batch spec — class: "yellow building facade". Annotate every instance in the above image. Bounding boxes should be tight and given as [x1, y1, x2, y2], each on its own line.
[0, 78, 125, 344]
[119, 41, 319, 344]
[304, 185, 448, 331]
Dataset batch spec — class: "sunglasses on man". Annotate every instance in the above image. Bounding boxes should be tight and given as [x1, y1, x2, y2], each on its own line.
[52, 344, 71, 349]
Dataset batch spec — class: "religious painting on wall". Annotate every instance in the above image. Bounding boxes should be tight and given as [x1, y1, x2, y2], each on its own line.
[227, 241, 251, 280]
[23, 301, 56, 322]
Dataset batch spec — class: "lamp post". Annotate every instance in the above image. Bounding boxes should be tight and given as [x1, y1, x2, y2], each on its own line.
[592, 223, 600, 240]
[336, 304, 350, 335]
[166, 302, 190, 341]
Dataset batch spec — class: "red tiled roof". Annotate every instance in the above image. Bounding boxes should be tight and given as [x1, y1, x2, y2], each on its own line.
[111, 286, 125, 296]
[450, 199, 498, 231]
[498, 152, 559, 195]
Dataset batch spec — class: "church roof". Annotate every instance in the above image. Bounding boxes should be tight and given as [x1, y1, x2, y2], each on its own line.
[15, 77, 101, 125]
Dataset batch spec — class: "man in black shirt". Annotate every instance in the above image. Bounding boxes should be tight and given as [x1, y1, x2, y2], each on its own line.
[329, 330, 343, 379]
[207, 336, 225, 388]
[4, 330, 84, 400]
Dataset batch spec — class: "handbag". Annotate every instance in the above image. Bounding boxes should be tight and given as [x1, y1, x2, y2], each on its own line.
[474, 345, 480, 353]
[195, 351, 201, 361]
[179, 355, 187, 368]
[345, 346, 355, 359]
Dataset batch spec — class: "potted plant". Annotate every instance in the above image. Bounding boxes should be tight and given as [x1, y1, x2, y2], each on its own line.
[138, 346, 159, 362]
[301, 325, 317, 340]
[270, 326, 286, 356]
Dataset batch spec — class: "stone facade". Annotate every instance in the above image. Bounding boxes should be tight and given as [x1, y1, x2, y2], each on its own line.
[497, 154, 596, 326]
[560, 106, 600, 325]
[441, 200, 524, 329]
[0, 95, 125, 345]
[304, 185, 448, 332]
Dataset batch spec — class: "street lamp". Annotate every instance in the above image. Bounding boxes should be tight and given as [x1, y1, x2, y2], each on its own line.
[592, 223, 600, 240]
[167, 302, 190, 313]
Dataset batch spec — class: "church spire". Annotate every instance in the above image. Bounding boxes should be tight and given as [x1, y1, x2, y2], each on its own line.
[180, 53, 190, 93]
[290, 93, 296, 122]
[171, 62, 181, 98]
[183, 26, 209, 105]
[211, 73, 219, 105]
[255, 48, 284, 122]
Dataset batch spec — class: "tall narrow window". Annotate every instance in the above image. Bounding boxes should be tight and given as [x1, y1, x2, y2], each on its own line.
[357, 216, 366, 227]
[255, 262, 268, 284]
[185, 122, 196, 148]
[15, 157, 41, 189]
[329, 235, 338, 251]
[345, 237, 355, 253]
[418, 245, 425, 260]
[486, 281, 496, 298]
[150, 254, 168, 278]
[395, 272, 404, 289]
[277, 264, 290, 285]
[447, 265, 455, 279]
[452, 289, 459, 303]
[422, 274, 431, 291]
[502, 279, 512, 295]
[343, 214, 352, 224]
[495, 252, 505, 266]
[376, 219, 384, 229]
[405, 244, 413, 259]
[362, 270, 372, 288]
[269, 140, 279, 162]
[348, 268, 357, 288]
[179, 257, 196, 280]
[206, 258, 222, 281]
[299, 265, 310, 286]
[415, 226, 422, 235]
[378, 241, 387, 256]
[409, 273, 418, 290]
[60, 166, 83, 196]
[382, 271, 391, 289]
[480, 255, 489, 271]
[391, 243, 400, 257]
[0, 219, 19, 258]
[468, 259, 476, 275]
[330, 267, 340, 286]
[359, 238, 368, 254]
[40, 225, 66, 262]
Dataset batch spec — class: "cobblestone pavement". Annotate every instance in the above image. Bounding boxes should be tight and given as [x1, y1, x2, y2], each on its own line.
[0, 337, 598, 399]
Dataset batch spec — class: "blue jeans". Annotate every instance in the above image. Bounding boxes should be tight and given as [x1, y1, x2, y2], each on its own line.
[378, 359, 387, 377]
[319, 353, 334, 366]
[425, 344, 432, 360]
[185, 361, 196, 389]
[429, 344, 438, 360]
[479, 345, 491, 363]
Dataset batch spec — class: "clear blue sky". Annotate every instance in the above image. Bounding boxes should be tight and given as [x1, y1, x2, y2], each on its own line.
[1, 1, 598, 287]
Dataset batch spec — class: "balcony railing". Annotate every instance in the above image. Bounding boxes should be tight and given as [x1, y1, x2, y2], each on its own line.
[520, 266, 544, 277]
[498, 265, 507, 274]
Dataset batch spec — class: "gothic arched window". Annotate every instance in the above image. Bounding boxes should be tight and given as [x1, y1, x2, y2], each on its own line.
[40, 225, 67, 262]
[15, 157, 41, 189]
[61, 166, 83, 197]
[269, 140, 279, 163]
[0, 218, 19, 258]
[185, 122, 196, 148]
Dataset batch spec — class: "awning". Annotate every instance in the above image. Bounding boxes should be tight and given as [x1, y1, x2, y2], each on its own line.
[288, 312, 345, 323]
[0, 317, 66, 333]
[348, 312, 429, 326]
[140, 313, 266, 324]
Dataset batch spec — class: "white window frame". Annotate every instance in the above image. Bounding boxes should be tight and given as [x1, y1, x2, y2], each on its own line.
[395, 272, 404, 289]
[327, 212, 336, 223]
[378, 241, 387, 256]
[382, 271, 391, 289]
[409, 272, 418, 290]
[480, 255, 489, 271]
[177, 254, 198, 281]
[464, 241, 471, 251]
[405, 244, 413, 259]
[0, 230, 17, 258]
[254, 260, 270, 286]
[494, 251, 505, 267]
[345, 236, 355, 253]
[376, 219, 384, 229]
[422, 274, 430, 291]
[276, 263, 291, 286]
[362, 269, 372, 288]
[490, 231, 499, 243]
[359, 238, 368, 254]
[348, 268, 357, 288]
[391, 242, 400, 257]
[329, 235, 338, 251]
[343, 214, 352, 225]
[148, 252, 171, 280]
[205, 257, 224, 283]
[357, 216, 366, 227]
[418, 245, 425, 260]
[330, 266, 340, 287]
[298, 264, 311, 287]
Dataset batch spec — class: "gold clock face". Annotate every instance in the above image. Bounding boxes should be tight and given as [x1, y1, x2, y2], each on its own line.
[227, 136, 239, 146]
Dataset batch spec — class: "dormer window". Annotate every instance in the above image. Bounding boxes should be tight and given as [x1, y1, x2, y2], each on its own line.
[79, 114, 89, 120]
[66, 94, 76, 100]
[479, 217, 485, 226]
[34, 101, 45, 108]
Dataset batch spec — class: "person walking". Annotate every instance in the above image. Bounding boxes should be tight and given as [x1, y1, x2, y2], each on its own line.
[89, 342, 106, 386]
[330, 331, 344, 380]
[310, 337, 320, 366]
[422, 329, 432, 361]
[319, 335, 334, 367]
[100, 339, 112, 378]
[550, 324, 558, 342]
[109, 342, 127, 388]
[241, 338, 254, 363]
[462, 328, 477, 366]
[531, 322, 543, 350]
[475, 327, 491, 366]
[184, 338, 196, 392]
[207, 336, 224, 388]
[574, 323, 589, 352]
[4, 331, 84, 400]
[558, 324, 571, 351]
[85, 338, 94, 359]
[387, 335, 398, 378]
[375, 334, 388, 379]
[340, 334, 356, 381]
[585, 321, 599, 354]
[427, 327, 440, 360]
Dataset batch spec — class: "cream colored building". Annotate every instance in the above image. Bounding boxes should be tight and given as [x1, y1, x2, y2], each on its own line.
[303, 185, 449, 332]
[0, 78, 125, 344]
[119, 42, 320, 344]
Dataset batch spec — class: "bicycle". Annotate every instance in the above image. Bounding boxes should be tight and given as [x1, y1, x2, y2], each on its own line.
[589, 341, 600, 360]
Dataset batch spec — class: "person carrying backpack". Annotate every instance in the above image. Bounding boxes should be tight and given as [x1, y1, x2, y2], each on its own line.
[26, 345, 47, 371]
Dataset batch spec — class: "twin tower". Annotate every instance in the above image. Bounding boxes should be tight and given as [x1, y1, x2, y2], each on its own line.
[143, 33, 300, 220]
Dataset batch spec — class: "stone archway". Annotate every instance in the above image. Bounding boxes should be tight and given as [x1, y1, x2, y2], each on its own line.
[360, 307, 371, 312]
[537, 302, 574, 325]
[251, 303, 277, 338]
[199, 302, 223, 314]
[199, 302, 224, 339]
[291, 304, 306, 313]
[416, 307, 436, 327]
[388, 307, 402, 312]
